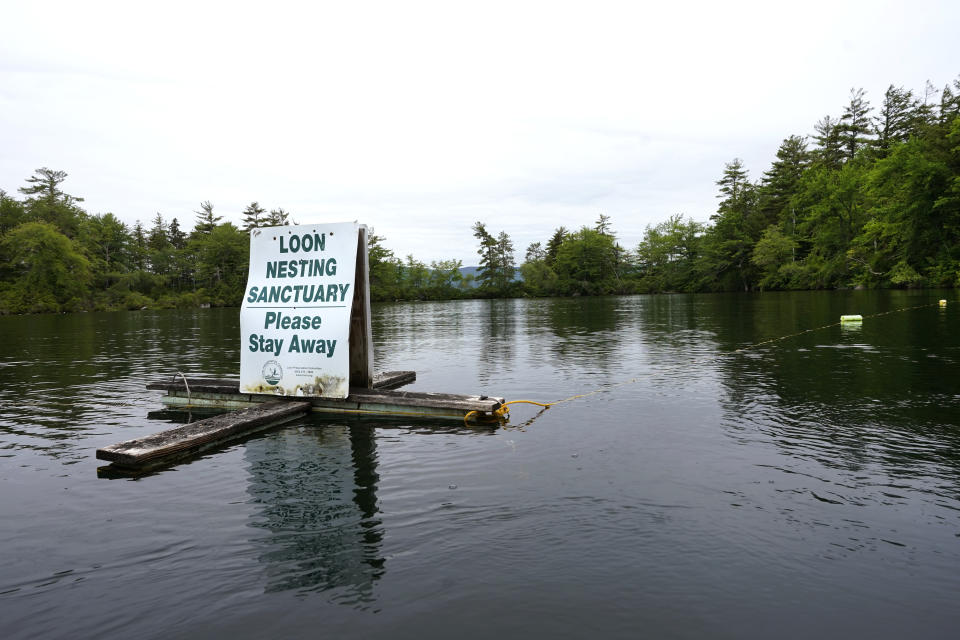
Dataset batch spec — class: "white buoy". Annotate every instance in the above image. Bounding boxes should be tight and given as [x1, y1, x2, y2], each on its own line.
[840, 315, 863, 323]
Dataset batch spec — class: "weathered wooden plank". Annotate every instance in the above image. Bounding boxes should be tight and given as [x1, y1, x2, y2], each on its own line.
[97, 400, 310, 469]
[349, 227, 374, 389]
[146, 371, 416, 394]
[146, 378, 238, 393]
[159, 395, 258, 412]
[309, 402, 486, 420]
[372, 370, 417, 390]
[344, 390, 502, 412]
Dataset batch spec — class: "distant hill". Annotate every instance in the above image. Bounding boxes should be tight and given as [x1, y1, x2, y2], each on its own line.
[458, 266, 481, 287]
[457, 266, 521, 288]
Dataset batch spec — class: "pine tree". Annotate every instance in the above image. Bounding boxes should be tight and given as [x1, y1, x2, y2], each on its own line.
[595, 214, 612, 235]
[147, 213, 173, 275]
[813, 115, 844, 168]
[193, 201, 221, 234]
[130, 221, 149, 271]
[495, 230, 516, 291]
[265, 208, 290, 226]
[716, 158, 750, 204]
[545, 226, 568, 266]
[874, 85, 919, 154]
[166, 217, 190, 290]
[18, 167, 84, 207]
[18, 167, 85, 237]
[472, 221, 498, 291]
[706, 159, 759, 291]
[241, 201, 266, 232]
[525, 241, 545, 262]
[939, 77, 960, 123]
[837, 88, 873, 161]
[759, 135, 809, 231]
[168, 218, 187, 250]
[148, 213, 168, 250]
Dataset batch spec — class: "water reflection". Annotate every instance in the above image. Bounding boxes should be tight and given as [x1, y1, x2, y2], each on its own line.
[631, 294, 720, 362]
[520, 296, 630, 381]
[476, 299, 518, 383]
[0, 309, 244, 461]
[244, 421, 384, 602]
[710, 291, 960, 485]
[241, 417, 496, 601]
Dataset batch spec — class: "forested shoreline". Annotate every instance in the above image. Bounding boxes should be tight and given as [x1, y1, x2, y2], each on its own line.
[2, 79, 959, 315]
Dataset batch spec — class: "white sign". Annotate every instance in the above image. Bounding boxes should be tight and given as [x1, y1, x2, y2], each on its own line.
[240, 222, 361, 398]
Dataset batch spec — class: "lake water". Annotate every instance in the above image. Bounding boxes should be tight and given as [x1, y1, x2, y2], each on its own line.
[2, 291, 959, 639]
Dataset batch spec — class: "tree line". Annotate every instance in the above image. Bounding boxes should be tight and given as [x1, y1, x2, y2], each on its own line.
[2, 77, 958, 314]
[630, 79, 960, 294]
[473, 78, 960, 297]
[0, 179, 285, 313]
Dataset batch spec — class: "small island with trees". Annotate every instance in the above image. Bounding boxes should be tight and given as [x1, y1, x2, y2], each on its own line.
[2, 78, 958, 315]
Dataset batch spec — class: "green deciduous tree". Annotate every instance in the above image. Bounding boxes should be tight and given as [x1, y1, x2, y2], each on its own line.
[81, 213, 129, 275]
[853, 125, 958, 286]
[0, 222, 91, 312]
[635, 214, 704, 292]
[553, 226, 621, 295]
[0, 190, 27, 235]
[751, 225, 799, 290]
[367, 232, 401, 301]
[794, 161, 869, 286]
[191, 223, 249, 303]
[427, 259, 464, 299]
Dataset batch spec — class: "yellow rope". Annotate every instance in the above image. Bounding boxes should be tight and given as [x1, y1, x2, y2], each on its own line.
[463, 300, 943, 427]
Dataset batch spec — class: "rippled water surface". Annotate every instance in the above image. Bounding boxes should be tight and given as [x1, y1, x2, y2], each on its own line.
[2, 291, 960, 638]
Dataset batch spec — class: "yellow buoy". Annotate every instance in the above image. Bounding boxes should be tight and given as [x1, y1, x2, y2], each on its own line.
[939, 299, 947, 307]
[840, 315, 863, 323]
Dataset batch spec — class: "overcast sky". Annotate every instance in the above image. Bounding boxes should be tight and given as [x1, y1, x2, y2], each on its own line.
[2, 0, 958, 263]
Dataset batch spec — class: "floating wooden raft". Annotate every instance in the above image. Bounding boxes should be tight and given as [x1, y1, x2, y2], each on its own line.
[145, 371, 506, 422]
[97, 400, 311, 471]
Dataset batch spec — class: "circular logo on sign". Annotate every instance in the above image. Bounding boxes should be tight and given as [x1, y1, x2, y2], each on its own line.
[262, 360, 283, 386]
